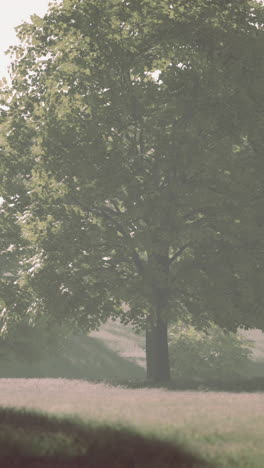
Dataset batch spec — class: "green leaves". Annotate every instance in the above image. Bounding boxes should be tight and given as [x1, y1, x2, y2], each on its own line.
[0, 0, 264, 339]
[169, 321, 253, 380]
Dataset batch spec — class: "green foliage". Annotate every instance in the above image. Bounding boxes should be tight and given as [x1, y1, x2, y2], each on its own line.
[0, 0, 264, 380]
[169, 322, 253, 380]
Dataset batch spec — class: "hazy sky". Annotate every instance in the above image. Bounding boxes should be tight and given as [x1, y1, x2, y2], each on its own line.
[0, 0, 52, 79]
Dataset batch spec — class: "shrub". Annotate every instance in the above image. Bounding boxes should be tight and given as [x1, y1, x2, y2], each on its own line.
[169, 321, 253, 380]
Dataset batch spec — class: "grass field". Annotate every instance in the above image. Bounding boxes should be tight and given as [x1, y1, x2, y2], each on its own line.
[0, 379, 264, 467]
[0, 405, 209, 468]
[0, 322, 264, 467]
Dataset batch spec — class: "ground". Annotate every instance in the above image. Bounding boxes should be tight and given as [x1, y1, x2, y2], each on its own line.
[0, 321, 264, 467]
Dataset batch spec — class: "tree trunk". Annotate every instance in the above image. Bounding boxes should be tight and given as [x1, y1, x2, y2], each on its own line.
[145, 250, 171, 383]
[146, 314, 170, 383]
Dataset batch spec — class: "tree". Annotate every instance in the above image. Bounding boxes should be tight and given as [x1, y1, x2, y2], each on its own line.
[1, 0, 264, 382]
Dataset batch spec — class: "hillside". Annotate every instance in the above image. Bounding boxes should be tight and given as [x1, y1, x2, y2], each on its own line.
[238, 328, 264, 378]
[0, 320, 145, 381]
[0, 320, 264, 382]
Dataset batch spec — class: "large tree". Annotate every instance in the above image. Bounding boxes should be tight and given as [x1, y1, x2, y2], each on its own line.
[1, 0, 264, 381]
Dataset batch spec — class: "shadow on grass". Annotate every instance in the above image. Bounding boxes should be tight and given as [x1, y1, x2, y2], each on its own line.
[0, 407, 212, 468]
[117, 376, 264, 393]
[0, 334, 145, 381]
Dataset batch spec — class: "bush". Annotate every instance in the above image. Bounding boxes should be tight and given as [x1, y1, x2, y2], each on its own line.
[169, 321, 253, 381]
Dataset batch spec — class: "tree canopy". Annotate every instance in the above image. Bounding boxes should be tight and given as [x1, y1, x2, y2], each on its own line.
[1, 0, 264, 380]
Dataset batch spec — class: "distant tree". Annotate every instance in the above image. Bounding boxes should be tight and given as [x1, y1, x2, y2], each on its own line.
[1, 0, 264, 382]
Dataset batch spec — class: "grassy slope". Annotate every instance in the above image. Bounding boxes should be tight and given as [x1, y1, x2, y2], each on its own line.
[238, 328, 264, 378]
[0, 321, 145, 381]
[91, 322, 264, 381]
[1, 319, 264, 381]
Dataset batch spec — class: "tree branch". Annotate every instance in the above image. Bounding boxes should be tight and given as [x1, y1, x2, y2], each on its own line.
[94, 207, 145, 276]
[169, 242, 190, 265]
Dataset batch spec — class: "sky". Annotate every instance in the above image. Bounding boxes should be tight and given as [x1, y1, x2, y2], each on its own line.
[0, 0, 53, 80]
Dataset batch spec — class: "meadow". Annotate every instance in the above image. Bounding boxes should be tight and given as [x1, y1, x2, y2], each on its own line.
[0, 322, 264, 467]
[0, 379, 264, 467]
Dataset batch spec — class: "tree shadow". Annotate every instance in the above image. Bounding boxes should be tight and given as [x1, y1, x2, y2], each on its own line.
[0, 334, 145, 381]
[117, 376, 264, 393]
[0, 407, 213, 467]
